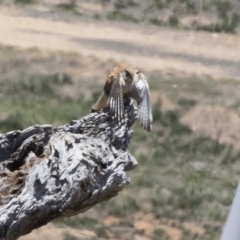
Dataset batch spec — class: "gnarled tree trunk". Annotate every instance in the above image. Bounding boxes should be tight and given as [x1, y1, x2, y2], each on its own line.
[0, 102, 138, 240]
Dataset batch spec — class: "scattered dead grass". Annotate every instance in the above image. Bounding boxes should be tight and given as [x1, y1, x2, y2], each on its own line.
[183, 222, 205, 235]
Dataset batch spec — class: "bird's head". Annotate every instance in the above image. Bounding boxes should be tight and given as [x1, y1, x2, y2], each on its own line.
[118, 63, 139, 84]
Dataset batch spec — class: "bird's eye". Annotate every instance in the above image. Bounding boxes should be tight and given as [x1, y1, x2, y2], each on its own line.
[135, 70, 140, 74]
[125, 70, 132, 78]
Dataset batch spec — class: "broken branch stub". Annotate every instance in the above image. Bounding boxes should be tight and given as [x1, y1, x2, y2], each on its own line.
[0, 102, 138, 240]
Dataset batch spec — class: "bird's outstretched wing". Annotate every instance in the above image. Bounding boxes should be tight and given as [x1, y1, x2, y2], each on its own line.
[108, 74, 124, 124]
[134, 73, 152, 132]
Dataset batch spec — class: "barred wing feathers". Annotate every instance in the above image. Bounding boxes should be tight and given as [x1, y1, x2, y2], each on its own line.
[135, 73, 152, 132]
[108, 75, 124, 124]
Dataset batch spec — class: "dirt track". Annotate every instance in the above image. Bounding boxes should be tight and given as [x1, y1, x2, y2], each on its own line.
[0, 7, 240, 79]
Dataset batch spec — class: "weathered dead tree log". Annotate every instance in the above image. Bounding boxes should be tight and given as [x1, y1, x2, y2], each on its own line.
[0, 101, 138, 240]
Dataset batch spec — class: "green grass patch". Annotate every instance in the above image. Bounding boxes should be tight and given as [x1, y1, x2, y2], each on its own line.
[54, 216, 98, 229]
[0, 71, 95, 132]
[14, 0, 36, 5]
[55, 216, 109, 238]
[56, 0, 80, 15]
[153, 228, 169, 240]
[64, 232, 80, 240]
[177, 98, 197, 111]
[106, 11, 140, 23]
[107, 197, 140, 217]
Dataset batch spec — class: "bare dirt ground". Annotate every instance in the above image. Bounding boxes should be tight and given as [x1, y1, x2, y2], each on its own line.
[0, 5, 240, 80]
[1, 3, 240, 240]
[19, 223, 96, 240]
[181, 104, 240, 150]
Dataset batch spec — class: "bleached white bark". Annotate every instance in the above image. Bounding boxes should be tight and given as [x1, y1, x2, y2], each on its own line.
[0, 102, 138, 240]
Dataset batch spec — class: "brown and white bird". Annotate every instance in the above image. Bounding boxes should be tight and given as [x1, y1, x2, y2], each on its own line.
[92, 63, 152, 132]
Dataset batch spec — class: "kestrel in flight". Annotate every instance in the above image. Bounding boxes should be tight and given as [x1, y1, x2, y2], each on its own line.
[92, 63, 152, 132]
